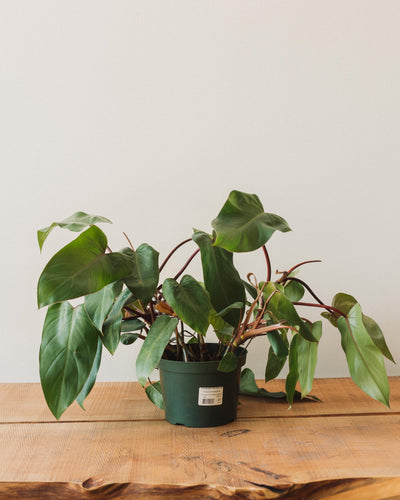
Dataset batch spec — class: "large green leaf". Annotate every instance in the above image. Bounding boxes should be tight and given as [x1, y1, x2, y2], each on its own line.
[337, 303, 390, 407]
[192, 231, 245, 327]
[122, 244, 160, 306]
[264, 282, 317, 342]
[37, 211, 112, 251]
[101, 288, 133, 354]
[285, 334, 299, 405]
[163, 275, 212, 335]
[217, 351, 239, 373]
[211, 190, 291, 252]
[76, 338, 102, 409]
[38, 226, 134, 308]
[84, 281, 122, 331]
[39, 302, 99, 419]
[136, 316, 178, 387]
[298, 321, 322, 398]
[265, 346, 287, 382]
[324, 293, 394, 362]
[267, 330, 289, 358]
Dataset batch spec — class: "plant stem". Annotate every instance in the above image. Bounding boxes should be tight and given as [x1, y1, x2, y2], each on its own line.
[276, 260, 321, 283]
[282, 276, 326, 306]
[159, 238, 192, 273]
[262, 245, 272, 282]
[123, 232, 135, 251]
[173, 248, 200, 281]
[293, 301, 344, 318]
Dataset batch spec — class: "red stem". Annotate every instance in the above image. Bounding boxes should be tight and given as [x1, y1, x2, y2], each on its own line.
[159, 238, 192, 273]
[262, 245, 272, 282]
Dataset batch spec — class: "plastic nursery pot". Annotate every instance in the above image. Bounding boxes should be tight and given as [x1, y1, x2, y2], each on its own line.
[158, 343, 247, 428]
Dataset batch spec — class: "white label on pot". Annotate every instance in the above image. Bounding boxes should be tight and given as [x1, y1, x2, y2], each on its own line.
[198, 386, 223, 406]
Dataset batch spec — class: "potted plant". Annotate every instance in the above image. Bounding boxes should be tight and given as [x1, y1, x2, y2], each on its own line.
[37, 191, 394, 427]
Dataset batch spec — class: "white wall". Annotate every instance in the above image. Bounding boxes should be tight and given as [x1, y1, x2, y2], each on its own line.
[1, 1, 399, 383]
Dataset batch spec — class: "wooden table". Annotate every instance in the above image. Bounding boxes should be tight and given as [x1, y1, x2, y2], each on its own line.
[1, 378, 400, 499]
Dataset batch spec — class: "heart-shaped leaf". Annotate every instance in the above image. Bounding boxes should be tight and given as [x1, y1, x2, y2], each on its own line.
[101, 288, 134, 354]
[38, 211, 112, 251]
[163, 275, 212, 335]
[122, 244, 160, 306]
[265, 346, 287, 382]
[136, 316, 178, 387]
[145, 381, 164, 410]
[212, 190, 291, 252]
[38, 226, 134, 308]
[337, 303, 390, 407]
[84, 281, 122, 331]
[192, 231, 245, 326]
[39, 302, 99, 419]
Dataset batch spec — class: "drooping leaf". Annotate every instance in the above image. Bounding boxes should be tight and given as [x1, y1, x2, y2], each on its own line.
[163, 275, 212, 335]
[84, 281, 122, 331]
[298, 321, 322, 398]
[217, 351, 239, 373]
[242, 279, 258, 300]
[145, 381, 164, 410]
[331, 293, 394, 362]
[264, 282, 317, 342]
[122, 244, 160, 306]
[76, 338, 102, 409]
[136, 316, 179, 387]
[211, 190, 291, 252]
[101, 288, 133, 354]
[37, 226, 134, 308]
[337, 304, 390, 407]
[192, 231, 245, 327]
[265, 346, 287, 382]
[216, 302, 244, 318]
[285, 334, 299, 406]
[120, 332, 139, 345]
[284, 279, 305, 302]
[37, 211, 112, 251]
[39, 302, 99, 419]
[267, 330, 289, 359]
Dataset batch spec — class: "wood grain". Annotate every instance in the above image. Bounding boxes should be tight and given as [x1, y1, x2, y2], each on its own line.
[1, 377, 399, 423]
[1, 379, 400, 498]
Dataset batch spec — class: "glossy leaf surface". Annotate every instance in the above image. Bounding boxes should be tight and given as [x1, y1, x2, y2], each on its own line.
[76, 338, 102, 409]
[101, 288, 133, 354]
[39, 302, 99, 419]
[122, 244, 159, 306]
[212, 190, 291, 252]
[38, 212, 111, 251]
[217, 351, 238, 373]
[284, 279, 305, 302]
[265, 346, 287, 382]
[337, 303, 390, 407]
[163, 275, 212, 335]
[145, 381, 164, 410]
[285, 334, 299, 405]
[38, 226, 134, 308]
[192, 231, 245, 326]
[84, 281, 122, 331]
[298, 321, 322, 397]
[136, 316, 178, 386]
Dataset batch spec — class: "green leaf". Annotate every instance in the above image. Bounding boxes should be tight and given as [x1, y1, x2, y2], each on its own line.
[264, 282, 317, 342]
[163, 275, 212, 335]
[211, 190, 291, 252]
[331, 293, 394, 362]
[285, 334, 299, 406]
[217, 351, 239, 373]
[337, 304, 390, 407]
[121, 318, 145, 333]
[122, 244, 160, 306]
[121, 332, 139, 345]
[298, 321, 322, 398]
[145, 381, 164, 410]
[101, 288, 133, 354]
[76, 338, 102, 409]
[84, 281, 122, 331]
[242, 280, 258, 300]
[192, 231, 245, 327]
[240, 368, 288, 399]
[39, 302, 99, 419]
[265, 346, 287, 382]
[37, 226, 134, 308]
[37, 211, 112, 251]
[136, 316, 179, 387]
[216, 302, 244, 318]
[267, 330, 289, 359]
[284, 280, 305, 302]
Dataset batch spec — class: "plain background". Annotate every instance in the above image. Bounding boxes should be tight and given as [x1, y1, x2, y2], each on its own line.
[1, 1, 399, 385]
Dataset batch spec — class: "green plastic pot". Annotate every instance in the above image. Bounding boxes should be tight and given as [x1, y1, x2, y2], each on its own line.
[158, 344, 247, 428]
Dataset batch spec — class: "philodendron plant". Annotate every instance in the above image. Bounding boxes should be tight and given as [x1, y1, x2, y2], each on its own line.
[37, 191, 394, 419]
